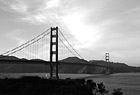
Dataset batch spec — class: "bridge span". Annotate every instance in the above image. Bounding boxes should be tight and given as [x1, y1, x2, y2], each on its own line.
[0, 27, 111, 78]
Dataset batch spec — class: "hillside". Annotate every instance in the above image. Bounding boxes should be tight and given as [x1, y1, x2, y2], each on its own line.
[0, 55, 19, 60]
[60, 57, 89, 63]
[0, 55, 50, 73]
[89, 60, 140, 73]
[0, 56, 105, 73]
[59, 57, 106, 74]
[0, 56, 140, 74]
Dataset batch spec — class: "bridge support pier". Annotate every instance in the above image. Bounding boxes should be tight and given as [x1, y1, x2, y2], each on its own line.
[50, 27, 59, 79]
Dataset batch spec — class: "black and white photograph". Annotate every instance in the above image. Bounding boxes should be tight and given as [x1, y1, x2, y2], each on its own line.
[0, 0, 139, 95]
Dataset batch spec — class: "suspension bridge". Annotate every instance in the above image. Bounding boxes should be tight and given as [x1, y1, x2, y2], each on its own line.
[0, 27, 110, 79]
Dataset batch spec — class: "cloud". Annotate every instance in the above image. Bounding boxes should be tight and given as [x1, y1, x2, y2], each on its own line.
[6, 0, 103, 50]
[46, 0, 61, 9]
[5, 0, 61, 25]
[7, 0, 104, 51]
[2, 0, 140, 65]
[0, 0, 28, 13]
[20, 13, 48, 24]
[7, 29, 27, 46]
[61, 11, 102, 49]
[10, 1, 28, 13]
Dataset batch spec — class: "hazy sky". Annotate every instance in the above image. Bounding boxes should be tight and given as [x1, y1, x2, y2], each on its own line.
[0, 0, 140, 66]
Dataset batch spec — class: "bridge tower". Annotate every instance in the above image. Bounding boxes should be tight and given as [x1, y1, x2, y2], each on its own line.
[105, 53, 109, 62]
[105, 53, 110, 74]
[50, 27, 59, 79]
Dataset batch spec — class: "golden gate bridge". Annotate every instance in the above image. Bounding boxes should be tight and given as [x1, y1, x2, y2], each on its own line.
[0, 27, 110, 79]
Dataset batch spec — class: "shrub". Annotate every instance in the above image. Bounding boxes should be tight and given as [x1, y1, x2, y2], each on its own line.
[111, 88, 124, 95]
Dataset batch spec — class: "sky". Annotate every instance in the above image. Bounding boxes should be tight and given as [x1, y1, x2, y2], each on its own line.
[0, 0, 140, 66]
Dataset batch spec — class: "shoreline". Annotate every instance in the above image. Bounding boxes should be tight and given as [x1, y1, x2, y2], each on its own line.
[0, 73, 108, 79]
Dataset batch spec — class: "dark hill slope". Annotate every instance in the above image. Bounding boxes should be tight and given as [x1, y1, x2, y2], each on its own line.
[0, 56, 140, 74]
[59, 57, 107, 74]
[89, 60, 140, 73]
[61, 57, 88, 63]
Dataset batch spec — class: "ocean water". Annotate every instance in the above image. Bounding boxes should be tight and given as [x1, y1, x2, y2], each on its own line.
[0, 73, 140, 95]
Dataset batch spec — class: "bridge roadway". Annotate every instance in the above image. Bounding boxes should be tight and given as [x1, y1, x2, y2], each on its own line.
[0, 59, 109, 68]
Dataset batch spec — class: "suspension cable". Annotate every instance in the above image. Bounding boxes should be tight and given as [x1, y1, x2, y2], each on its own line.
[6, 32, 50, 56]
[1, 28, 50, 55]
[58, 28, 84, 59]
[58, 36, 77, 57]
